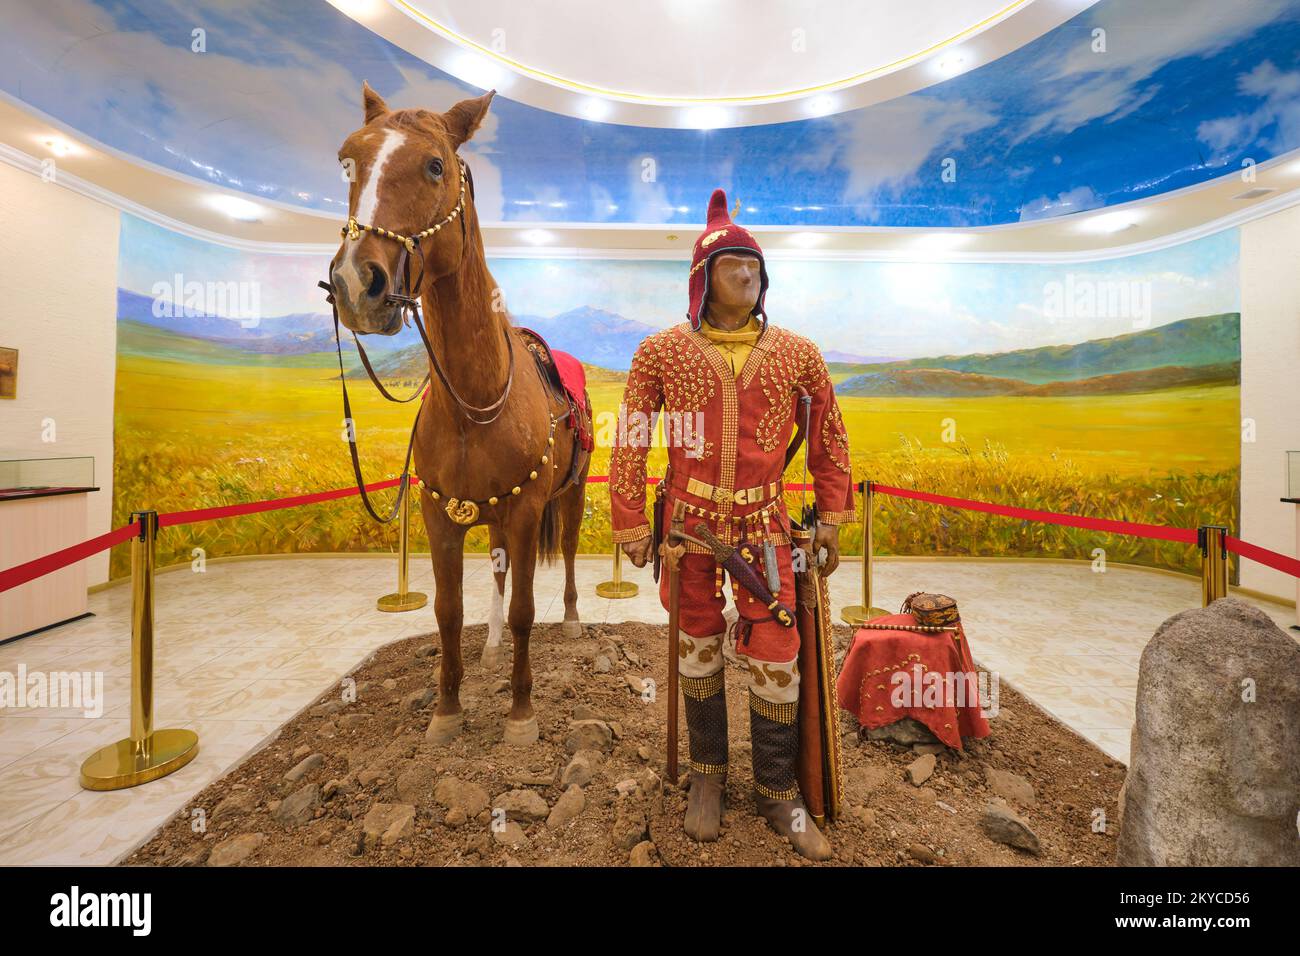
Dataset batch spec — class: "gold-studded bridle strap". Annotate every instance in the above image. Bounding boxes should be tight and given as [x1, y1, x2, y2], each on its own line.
[342, 159, 469, 254]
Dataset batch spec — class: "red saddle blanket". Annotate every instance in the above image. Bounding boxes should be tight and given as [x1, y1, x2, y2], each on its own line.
[835, 613, 991, 749]
[516, 327, 592, 450]
[551, 350, 587, 411]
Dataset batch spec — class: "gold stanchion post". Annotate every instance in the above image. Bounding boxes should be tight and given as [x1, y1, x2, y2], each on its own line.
[1199, 524, 1229, 607]
[378, 476, 428, 612]
[596, 541, 639, 598]
[841, 480, 890, 625]
[80, 511, 200, 790]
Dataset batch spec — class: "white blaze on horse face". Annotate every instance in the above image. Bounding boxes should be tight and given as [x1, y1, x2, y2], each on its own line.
[336, 128, 406, 298]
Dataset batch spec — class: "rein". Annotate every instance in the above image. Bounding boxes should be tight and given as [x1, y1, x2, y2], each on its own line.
[319, 155, 525, 524]
[341, 158, 515, 426]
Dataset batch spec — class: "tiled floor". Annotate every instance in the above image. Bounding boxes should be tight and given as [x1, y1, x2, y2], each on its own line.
[0, 554, 1293, 865]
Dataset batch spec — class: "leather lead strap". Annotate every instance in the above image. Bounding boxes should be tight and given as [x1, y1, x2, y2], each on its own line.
[321, 280, 417, 525]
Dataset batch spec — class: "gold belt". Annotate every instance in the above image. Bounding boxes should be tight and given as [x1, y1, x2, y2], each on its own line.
[679, 477, 782, 506]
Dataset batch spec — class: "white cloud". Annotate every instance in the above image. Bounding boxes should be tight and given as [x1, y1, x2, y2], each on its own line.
[796, 95, 997, 217]
[1197, 61, 1300, 163]
[1011, 0, 1294, 144]
[1018, 186, 1101, 222]
[0, 0, 501, 213]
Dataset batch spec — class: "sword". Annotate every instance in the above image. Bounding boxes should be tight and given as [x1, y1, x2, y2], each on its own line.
[691, 523, 796, 628]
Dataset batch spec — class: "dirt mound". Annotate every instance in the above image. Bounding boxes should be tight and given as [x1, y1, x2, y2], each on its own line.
[125, 622, 1124, 867]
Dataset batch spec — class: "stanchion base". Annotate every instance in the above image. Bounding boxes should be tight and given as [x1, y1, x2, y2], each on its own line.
[841, 604, 891, 626]
[377, 591, 428, 612]
[79, 728, 199, 791]
[596, 581, 639, 599]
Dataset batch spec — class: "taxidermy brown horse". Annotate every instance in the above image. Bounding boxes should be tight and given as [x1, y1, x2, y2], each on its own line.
[329, 84, 590, 746]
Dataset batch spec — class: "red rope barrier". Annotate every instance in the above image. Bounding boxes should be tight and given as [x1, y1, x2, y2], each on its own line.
[872, 483, 1200, 545]
[0, 521, 140, 594]
[157, 478, 402, 528]
[4, 476, 1296, 598]
[1226, 535, 1300, 580]
[0, 479, 403, 595]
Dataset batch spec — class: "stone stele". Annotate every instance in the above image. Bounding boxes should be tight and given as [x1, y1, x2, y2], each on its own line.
[1118, 598, 1300, 866]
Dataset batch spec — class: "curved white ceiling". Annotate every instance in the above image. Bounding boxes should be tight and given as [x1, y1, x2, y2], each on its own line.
[340, 0, 1100, 127]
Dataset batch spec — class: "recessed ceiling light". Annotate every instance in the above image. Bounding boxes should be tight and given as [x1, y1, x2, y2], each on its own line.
[805, 96, 836, 117]
[788, 232, 826, 248]
[41, 136, 77, 157]
[680, 106, 729, 130]
[912, 232, 973, 251]
[579, 98, 612, 122]
[449, 51, 510, 92]
[521, 229, 554, 245]
[1078, 211, 1141, 234]
[936, 52, 968, 77]
[208, 194, 264, 222]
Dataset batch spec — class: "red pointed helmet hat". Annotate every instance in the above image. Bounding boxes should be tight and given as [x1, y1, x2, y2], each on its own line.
[687, 188, 768, 330]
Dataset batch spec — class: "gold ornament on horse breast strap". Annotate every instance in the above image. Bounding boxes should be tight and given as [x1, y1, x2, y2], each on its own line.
[417, 416, 561, 525]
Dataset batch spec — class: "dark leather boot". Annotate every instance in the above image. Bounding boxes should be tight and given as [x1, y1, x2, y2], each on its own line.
[681, 670, 727, 842]
[749, 691, 832, 862]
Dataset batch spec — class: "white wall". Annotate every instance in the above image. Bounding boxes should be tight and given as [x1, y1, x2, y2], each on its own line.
[1240, 202, 1300, 603]
[0, 160, 119, 584]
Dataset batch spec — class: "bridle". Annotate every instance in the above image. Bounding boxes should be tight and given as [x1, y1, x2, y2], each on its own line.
[319, 155, 517, 522]
[338, 158, 515, 426]
[342, 157, 467, 255]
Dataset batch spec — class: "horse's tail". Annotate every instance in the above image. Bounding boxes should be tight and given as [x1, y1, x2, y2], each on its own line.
[537, 497, 560, 565]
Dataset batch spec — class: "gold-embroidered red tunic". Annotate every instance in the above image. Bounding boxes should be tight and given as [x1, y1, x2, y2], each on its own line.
[610, 321, 855, 553]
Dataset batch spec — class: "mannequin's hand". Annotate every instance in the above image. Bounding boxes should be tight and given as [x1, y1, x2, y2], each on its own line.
[622, 535, 655, 568]
[814, 522, 840, 576]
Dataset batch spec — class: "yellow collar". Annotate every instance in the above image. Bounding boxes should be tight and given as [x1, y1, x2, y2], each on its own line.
[700, 315, 761, 344]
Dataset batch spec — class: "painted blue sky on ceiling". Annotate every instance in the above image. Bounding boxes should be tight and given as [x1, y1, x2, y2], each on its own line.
[3, 0, 1300, 227]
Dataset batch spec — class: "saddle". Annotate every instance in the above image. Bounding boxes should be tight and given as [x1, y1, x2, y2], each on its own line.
[515, 327, 593, 493]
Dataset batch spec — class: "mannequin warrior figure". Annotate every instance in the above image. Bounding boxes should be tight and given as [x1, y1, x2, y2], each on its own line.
[610, 189, 855, 860]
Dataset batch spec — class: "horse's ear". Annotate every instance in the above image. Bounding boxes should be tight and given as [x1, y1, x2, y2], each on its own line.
[442, 90, 495, 146]
[362, 81, 388, 124]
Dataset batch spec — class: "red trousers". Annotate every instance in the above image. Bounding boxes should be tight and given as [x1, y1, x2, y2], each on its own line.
[660, 544, 800, 664]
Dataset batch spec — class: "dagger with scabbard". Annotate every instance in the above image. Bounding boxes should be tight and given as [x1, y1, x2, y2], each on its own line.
[690, 522, 796, 628]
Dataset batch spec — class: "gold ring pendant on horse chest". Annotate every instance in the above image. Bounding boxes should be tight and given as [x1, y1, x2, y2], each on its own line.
[444, 498, 479, 524]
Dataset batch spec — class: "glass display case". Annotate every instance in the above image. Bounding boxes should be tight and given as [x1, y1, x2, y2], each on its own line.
[0, 456, 97, 499]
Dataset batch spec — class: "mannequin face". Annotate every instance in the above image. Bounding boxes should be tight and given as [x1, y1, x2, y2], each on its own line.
[705, 252, 761, 324]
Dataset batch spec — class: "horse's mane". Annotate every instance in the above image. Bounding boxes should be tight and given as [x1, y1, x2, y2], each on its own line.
[382, 109, 445, 138]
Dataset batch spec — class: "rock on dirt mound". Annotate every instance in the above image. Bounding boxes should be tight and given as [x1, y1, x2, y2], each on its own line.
[123, 622, 1124, 867]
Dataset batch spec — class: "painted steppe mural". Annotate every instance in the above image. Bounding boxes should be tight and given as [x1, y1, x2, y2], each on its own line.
[111, 214, 1240, 579]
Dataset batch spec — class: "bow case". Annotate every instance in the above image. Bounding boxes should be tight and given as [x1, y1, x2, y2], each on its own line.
[791, 515, 844, 826]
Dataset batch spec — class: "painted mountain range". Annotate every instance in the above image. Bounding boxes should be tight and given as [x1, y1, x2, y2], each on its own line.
[837, 314, 1240, 397]
[348, 306, 658, 380]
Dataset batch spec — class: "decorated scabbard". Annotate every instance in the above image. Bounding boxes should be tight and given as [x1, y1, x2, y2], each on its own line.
[691, 522, 796, 628]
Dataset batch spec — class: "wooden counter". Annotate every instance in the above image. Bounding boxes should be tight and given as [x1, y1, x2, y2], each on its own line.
[0, 487, 98, 641]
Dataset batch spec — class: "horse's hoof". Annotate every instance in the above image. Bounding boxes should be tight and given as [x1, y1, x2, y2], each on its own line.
[503, 716, 539, 747]
[425, 712, 464, 746]
[561, 620, 581, 640]
[480, 644, 505, 670]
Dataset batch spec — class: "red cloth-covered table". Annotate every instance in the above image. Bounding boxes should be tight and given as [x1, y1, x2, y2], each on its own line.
[836, 613, 990, 749]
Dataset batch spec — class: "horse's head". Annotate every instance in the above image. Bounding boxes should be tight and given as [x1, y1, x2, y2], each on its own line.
[330, 82, 494, 335]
